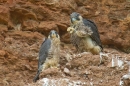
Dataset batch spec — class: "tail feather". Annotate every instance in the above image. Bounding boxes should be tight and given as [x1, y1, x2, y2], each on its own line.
[33, 71, 41, 82]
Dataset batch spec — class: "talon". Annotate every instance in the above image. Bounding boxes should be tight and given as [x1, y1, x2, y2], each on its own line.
[67, 27, 71, 31]
[67, 27, 74, 33]
[70, 31, 73, 33]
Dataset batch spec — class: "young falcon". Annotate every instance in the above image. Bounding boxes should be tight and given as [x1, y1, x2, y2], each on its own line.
[67, 12, 107, 65]
[33, 30, 60, 82]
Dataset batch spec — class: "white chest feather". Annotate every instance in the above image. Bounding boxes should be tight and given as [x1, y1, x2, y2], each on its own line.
[81, 36, 95, 50]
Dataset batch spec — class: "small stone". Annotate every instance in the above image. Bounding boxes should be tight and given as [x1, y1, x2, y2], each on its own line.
[85, 70, 91, 75]
[66, 63, 71, 69]
[64, 67, 70, 75]
[0, 50, 6, 56]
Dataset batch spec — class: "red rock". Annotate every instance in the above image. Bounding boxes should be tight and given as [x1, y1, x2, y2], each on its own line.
[38, 21, 58, 35]
[0, 50, 6, 56]
[22, 20, 39, 31]
[0, 0, 130, 86]
[0, 6, 10, 25]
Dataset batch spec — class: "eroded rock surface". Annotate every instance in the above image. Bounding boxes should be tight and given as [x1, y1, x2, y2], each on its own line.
[0, 0, 130, 86]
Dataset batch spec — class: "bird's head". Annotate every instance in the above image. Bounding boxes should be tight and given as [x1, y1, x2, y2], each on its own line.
[48, 30, 60, 39]
[70, 12, 83, 25]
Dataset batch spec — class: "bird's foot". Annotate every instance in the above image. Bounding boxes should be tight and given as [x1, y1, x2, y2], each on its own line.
[80, 52, 91, 55]
[50, 66, 59, 70]
[67, 27, 75, 33]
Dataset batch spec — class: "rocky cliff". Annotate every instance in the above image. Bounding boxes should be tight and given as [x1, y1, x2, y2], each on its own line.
[0, 0, 130, 86]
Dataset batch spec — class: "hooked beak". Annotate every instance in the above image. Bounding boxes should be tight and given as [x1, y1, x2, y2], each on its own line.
[71, 18, 76, 22]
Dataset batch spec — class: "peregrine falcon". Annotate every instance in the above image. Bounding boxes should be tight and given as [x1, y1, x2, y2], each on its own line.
[33, 30, 60, 82]
[67, 12, 105, 65]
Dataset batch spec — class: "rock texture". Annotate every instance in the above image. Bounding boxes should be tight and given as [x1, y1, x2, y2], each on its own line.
[0, 0, 129, 51]
[0, 0, 130, 86]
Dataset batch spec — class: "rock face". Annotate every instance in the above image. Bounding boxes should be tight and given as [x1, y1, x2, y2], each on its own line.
[0, 0, 129, 52]
[0, 0, 130, 86]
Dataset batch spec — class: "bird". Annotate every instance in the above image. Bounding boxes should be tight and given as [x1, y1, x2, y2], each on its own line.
[33, 30, 60, 82]
[67, 12, 107, 65]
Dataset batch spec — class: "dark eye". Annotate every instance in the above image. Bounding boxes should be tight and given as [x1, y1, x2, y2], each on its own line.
[77, 14, 79, 17]
[54, 31, 59, 37]
[55, 31, 57, 34]
[76, 16, 80, 20]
